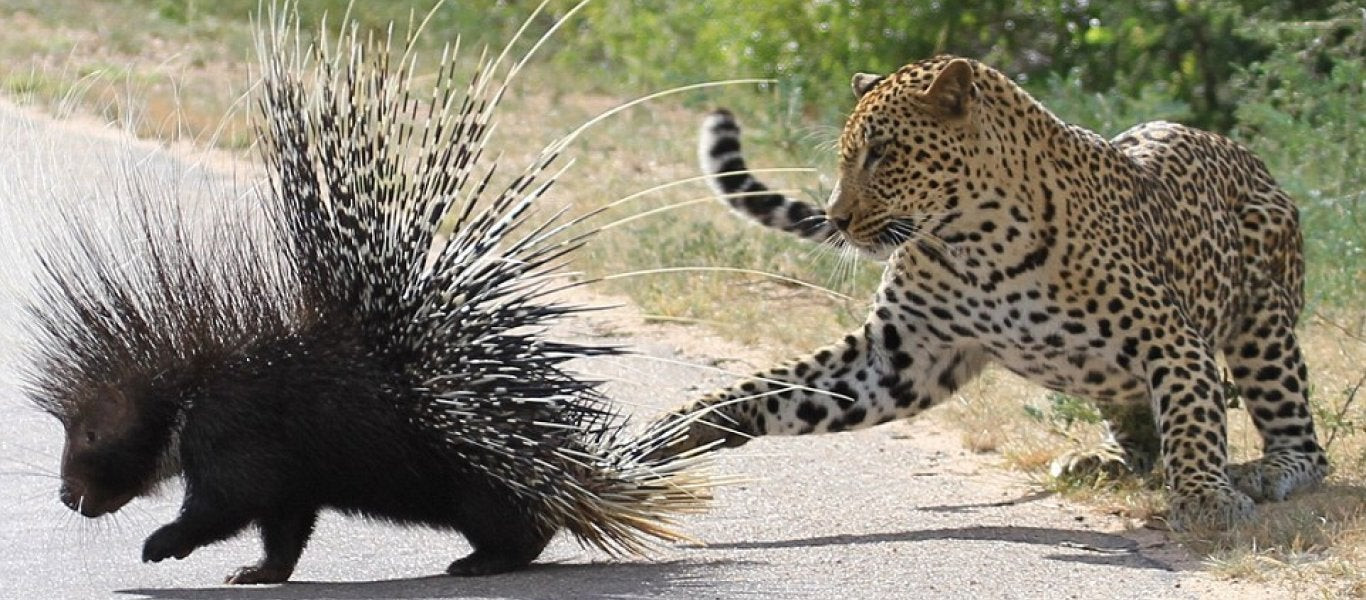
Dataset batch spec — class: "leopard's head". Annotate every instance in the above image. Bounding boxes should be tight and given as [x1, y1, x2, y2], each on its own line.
[828, 56, 981, 259]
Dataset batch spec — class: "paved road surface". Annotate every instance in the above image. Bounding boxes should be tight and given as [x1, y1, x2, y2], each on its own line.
[0, 103, 1279, 599]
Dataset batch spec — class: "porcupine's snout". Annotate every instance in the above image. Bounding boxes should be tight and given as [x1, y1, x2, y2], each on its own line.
[58, 473, 135, 517]
[59, 478, 109, 517]
[57, 480, 80, 512]
[59, 478, 95, 516]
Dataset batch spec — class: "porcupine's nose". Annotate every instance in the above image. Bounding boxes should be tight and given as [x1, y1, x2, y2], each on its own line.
[58, 479, 84, 512]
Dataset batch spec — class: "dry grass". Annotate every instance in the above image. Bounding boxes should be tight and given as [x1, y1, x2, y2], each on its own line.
[1187, 487, 1366, 597]
[0, 0, 876, 355]
[4, 1, 1363, 592]
[946, 314, 1366, 589]
[0, 3, 255, 147]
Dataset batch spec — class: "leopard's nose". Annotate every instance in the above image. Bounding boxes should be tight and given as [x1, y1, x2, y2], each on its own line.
[831, 215, 852, 231]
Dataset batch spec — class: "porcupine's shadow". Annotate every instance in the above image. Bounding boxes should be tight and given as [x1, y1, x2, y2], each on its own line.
[119, 559, 747, 600]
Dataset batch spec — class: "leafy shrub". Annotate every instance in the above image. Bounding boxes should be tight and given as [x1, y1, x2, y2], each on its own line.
[563, 0, 1340, 131]
[1232, 4, 1365, 309]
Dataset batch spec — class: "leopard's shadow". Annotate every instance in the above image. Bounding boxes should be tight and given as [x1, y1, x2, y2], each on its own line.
[118, 559, 747, 600]
[705, 525, 1175, 572]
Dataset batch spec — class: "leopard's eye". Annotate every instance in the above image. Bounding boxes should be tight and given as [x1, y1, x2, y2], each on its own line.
[864, 139, 890, 169]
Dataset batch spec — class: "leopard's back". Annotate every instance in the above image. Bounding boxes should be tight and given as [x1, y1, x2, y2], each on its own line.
[1115, 121, 1305, 324]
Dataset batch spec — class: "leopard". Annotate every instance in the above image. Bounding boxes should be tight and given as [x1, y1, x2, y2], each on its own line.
[700, 102, 1163, 479]
[658, 55, 1328, 530]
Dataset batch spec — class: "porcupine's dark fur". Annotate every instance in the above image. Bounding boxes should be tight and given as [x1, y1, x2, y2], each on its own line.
[21, 5, 711, 585]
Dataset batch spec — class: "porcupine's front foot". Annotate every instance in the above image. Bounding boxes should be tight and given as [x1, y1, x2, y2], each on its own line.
[142, 497, 256, 566]
[142, 524, 199, 563]
[225, 565, 294, 585]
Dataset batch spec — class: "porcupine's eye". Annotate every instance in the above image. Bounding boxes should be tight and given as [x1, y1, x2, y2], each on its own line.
[85, 430, 97, 444]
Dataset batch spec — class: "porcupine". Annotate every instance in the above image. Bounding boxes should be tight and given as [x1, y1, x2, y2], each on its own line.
[17, 5, 712, 585]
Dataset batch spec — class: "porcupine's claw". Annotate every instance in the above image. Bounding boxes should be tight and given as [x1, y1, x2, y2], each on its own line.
[225, 565, 292, 585]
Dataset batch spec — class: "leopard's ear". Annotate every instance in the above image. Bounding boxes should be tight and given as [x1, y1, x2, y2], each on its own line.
[851, 72, 884, 99]
[922, 58, 974, 118]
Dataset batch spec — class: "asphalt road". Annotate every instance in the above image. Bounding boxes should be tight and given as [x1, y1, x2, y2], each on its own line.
[0, 102, 1280, 599]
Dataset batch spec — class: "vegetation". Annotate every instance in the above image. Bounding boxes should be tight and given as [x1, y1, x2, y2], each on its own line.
[567, 1, 1346, 130]
[565, 0, 1364, 309]
[1, 0, 1357, 307]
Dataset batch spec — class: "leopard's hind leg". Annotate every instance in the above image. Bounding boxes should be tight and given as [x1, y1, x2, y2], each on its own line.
[1222, 290, 1329, 502]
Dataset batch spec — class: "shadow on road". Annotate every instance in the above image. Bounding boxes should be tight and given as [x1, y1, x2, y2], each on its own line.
[117, 559, 751, 600]
[914, 489, 1056, 513]
[704, 525, 1173, 571]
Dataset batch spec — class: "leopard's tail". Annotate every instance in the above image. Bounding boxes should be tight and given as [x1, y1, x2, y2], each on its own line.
[698, 109, 836, 242]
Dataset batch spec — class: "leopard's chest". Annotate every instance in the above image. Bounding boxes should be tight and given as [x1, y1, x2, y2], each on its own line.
[882, 261, 1148, 402]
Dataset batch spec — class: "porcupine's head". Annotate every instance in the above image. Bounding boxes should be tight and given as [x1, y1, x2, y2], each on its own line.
[18, 157, 295, 518]
[43, 378, 179, 517]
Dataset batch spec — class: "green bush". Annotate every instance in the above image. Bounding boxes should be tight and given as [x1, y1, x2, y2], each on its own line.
[1034, 70, 1192, 138]
[563, 1, 1342, 131]
[1232, 5, 1365, 309]
[149, 0, 531, 53]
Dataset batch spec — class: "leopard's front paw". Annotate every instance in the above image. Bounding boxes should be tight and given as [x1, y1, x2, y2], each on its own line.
[645, 400, 752, 460]
[1165, 485, 1254, 532]
[1229, 449, 1328, 502]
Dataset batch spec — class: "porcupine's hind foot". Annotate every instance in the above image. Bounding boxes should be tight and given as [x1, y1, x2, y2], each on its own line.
[448, 513, 552, 577]
[446, 549, 539, 577]
[447, 527, 551, 577]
